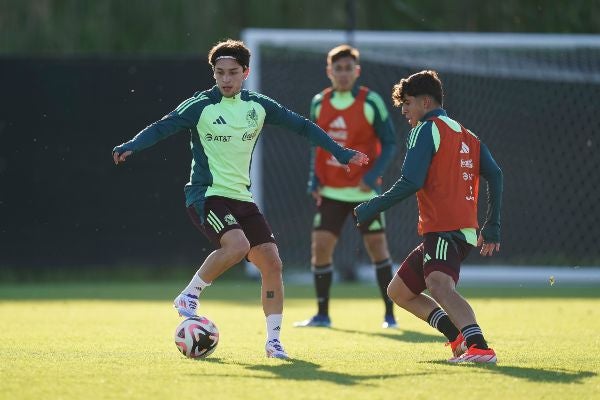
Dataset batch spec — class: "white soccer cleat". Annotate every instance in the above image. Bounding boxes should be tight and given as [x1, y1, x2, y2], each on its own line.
[173, 293, 199, 318]
[265, 339, 289, 359]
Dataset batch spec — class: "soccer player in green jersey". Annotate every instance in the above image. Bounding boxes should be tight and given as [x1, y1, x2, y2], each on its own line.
[112, 39, 368, 359]
[294, 45, 398, 329]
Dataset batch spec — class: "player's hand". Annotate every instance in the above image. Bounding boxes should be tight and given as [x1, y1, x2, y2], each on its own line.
[113, 150, 132, 165]
[477, 233, 500, 256]
[311, 190, 322, 207]
[348, 151, 369, 167]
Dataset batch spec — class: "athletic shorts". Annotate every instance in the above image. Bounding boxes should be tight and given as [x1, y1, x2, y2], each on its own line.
[398, 232, 473, 295]
[186, 196, 276, 248]
[313, 197, 384, 236]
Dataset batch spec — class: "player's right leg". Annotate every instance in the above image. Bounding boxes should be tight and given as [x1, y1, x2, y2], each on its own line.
[388, 243, 466, 358]
[175, 197, 250, 317]
[293, 230, 336, 327]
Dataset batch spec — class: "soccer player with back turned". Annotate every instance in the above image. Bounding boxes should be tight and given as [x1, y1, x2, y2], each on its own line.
[112, 39, 368, 359]
[355, 70, 503, 363]
[295, 45, 399, 329]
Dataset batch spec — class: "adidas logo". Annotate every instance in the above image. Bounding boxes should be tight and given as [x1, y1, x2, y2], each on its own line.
[329, 116, 347, 129]
[273, 326, 281, 331]
[460, 142, 470, 154]
[212, 116, 227, 125]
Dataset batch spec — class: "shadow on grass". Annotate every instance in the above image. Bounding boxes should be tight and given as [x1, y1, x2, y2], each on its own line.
[194, 358, 430, 385]
[424, 360, 597, 383]
[331, 327, 442, 344]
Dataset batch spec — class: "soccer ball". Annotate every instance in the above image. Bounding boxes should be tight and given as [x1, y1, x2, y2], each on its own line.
[174, 316, 219, 358]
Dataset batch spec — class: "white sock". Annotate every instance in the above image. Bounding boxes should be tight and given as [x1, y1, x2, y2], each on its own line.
[182, 272, 210, 297]
[266, 314, 282, 342]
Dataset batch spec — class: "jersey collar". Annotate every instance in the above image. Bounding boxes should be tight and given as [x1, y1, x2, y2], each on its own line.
[421, 107, 447, 121]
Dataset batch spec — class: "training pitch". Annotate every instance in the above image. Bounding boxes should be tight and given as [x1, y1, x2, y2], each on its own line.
[0, 281, 598, 400]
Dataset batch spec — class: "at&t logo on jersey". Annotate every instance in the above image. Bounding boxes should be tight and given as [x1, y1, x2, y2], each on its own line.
[205, 133, 232, 142]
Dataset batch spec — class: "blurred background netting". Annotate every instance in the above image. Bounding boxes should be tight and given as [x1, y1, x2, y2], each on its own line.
[252, 36, 600, 275]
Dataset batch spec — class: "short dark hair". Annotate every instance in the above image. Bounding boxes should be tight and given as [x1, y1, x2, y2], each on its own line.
[392, 70, 443, 107]
[327, 44, 360, 65]
[208, 39, 250, 70]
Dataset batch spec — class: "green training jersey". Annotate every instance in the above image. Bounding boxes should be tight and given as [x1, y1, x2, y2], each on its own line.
[114, 86, 354, 207]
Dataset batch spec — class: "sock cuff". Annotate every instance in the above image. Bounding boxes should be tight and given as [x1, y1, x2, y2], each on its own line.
[461, 324, 483, 339]
[427, 307, 447, 329]
[198, 275, 211, 288]
[312, 263, 334, 274]
[374, 258, 392, 269]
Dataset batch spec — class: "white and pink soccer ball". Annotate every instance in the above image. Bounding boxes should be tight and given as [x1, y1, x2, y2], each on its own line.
[174, 316, 219, 358]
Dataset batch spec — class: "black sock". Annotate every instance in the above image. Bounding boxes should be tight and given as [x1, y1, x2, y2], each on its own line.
[461, 324, 489, 349]
[427, 307, 460, 341]
[313, 263, 333, 316]
[374, 258, 394, 316]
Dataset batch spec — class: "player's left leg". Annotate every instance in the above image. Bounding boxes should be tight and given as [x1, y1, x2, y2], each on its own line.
[423, 234, 496, 363]
[248, 242, 288, 359]
[295, 197, 347, 327]
[238, 203, 288, 359]
[362, 231, 396, 328]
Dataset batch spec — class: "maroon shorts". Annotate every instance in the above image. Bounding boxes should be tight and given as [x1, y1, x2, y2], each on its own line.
[314, 197, 385, 236]
[186, 196, 276, 248]
[398, 232, 473, 295]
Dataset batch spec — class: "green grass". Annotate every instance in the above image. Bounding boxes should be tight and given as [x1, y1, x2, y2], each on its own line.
[0, 282, 599, 400]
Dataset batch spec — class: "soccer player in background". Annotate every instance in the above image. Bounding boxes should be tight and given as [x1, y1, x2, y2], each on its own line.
[112, 39, 369, 359]
[354, 70, 503, 363]
[294, 45, 398, 329]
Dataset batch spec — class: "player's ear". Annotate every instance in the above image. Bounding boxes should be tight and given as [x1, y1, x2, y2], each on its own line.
[355, 64, 361, 77]
[423, 95, 431, 109]
[243, 67, 250, 80]
[326, 65, 333, 80]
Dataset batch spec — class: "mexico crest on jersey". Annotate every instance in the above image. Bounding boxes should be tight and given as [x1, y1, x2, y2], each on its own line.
[224, 214, 238, 225]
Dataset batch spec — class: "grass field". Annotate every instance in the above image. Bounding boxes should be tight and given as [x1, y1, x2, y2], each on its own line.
[1, 281, 599, 400]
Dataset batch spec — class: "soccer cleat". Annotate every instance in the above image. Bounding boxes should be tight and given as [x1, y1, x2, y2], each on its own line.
[293, 314, 331, 327]
[382, 314, 398, 329]
[448, 344, 497, 363]
[265, 339, 289, 359]
[446, 332, 468, 357]
[173, 293, 199, 318]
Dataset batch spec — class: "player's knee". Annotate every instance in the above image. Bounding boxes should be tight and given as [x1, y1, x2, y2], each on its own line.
[311, 239, 329, 257]
[225, 238, 251, 263]
[425, 273, 454, 301]
[387, 284, 401, 304]
[364, 234, 388, 254]
[387, 280, 410, 306]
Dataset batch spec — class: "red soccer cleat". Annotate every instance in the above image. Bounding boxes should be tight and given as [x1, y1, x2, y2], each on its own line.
[446, 332, 468, 357]
[448, 344, 497, 363]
